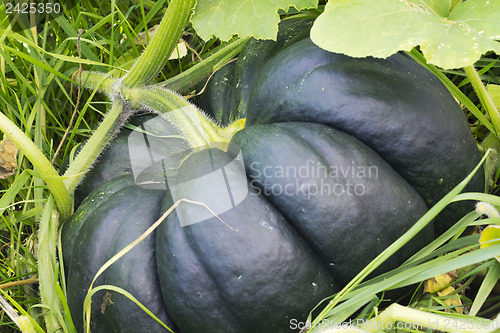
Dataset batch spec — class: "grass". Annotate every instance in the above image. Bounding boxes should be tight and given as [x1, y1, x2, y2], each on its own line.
[1, 1, 500, 332]
[0, 1, 202, 331]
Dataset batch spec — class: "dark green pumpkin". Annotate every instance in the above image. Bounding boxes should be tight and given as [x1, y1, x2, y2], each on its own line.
[197, 20, 484, 235]
[156, 123, 432, 332]
[63, 20, 483, 333]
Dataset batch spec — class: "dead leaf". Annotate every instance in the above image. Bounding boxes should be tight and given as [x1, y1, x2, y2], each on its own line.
[424, 273, 453, 293]
[100, 292, 114, 314]
[424, 272, 463, 314]
[0, 137, 19, 178]
[168, 42, 188, 60]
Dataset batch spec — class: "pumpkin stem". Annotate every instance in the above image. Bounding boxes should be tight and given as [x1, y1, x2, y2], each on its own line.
[125, 85, 245, 149]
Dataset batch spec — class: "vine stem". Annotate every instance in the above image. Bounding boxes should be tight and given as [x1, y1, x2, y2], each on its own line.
[63, 99, 128, 194]
[121, 0, 197, 88]
[62, 0, 198, 195]
[125, 85, 245, 148]
[464, 65, 500, 137]
[38, 196, 63, 332]
[78, 70, 116, 97]
[80, 37, 249, 96]
[161, 37, 249, 92]
[0, 112, 72, 221]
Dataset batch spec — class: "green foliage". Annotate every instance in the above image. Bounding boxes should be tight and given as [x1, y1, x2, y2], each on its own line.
[191, 0, 318, 41]
[310, 0, 500, 69]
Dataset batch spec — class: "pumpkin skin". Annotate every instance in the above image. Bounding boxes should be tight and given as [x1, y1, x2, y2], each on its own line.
[63, 20, 484, 333]
[229, 122, 432, 285]
[156, 147, 338, 333]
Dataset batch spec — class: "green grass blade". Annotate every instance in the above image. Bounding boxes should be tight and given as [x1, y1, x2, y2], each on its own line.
[0, 288, 46, 333]
[4, 31, 117, 69]
[1, 44, 77, 85]
[405, 212, 480, 264]
[469, 260, 500, 316]
[0, 170, 30, 216]
[52, 15, 101, 64]
[56, 283, 76, 333]
[453, 192, 500, 206]
[317, 244, 500, 327]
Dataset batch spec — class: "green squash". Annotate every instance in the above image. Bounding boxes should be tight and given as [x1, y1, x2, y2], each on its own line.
[63, 20, 483, 333]
[198, 20, 484, 235]
[156, 124, 431, 332]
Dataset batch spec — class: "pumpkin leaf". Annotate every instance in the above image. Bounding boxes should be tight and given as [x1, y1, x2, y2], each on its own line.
[479, 225, 500, 263]
[191, 0, 318, 41]
[480, 225, 500, 248]
[310, 0, 500, 69]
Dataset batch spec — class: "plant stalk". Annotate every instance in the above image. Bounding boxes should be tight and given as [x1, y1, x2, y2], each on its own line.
[161, 37, 249, 93]
[63, 99, 129, 194]
[62, 0, 198, 195]
[121, 0, 197, 88]
[38, 196, 63, 332]
[125, 86, 245, 148]
[79, 70, 116, 97]
[81, 37, 249, 96]
[0, 112, 72, 221]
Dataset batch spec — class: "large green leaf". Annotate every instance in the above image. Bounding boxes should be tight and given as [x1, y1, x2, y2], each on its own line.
[310, 0, 500, 69]
[191, 0, 318, 41]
